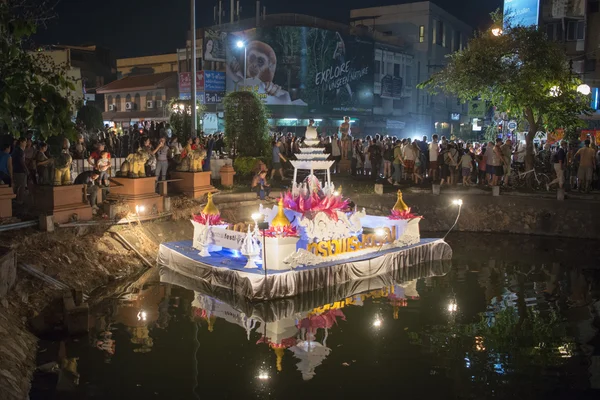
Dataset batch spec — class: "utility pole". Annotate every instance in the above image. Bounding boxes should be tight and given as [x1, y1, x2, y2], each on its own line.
[190, 0, 197, 137]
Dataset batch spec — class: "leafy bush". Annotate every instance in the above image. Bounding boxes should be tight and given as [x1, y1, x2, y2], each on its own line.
[76, 104, 104, 131]
[223, 91, 270, 158]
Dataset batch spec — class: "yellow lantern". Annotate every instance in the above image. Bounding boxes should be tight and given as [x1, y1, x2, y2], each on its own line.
[202, 192, 219, 216]
[392, 190, 409, 212]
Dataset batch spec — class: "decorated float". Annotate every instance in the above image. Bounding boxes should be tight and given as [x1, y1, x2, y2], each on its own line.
[158, 138, 452, 300]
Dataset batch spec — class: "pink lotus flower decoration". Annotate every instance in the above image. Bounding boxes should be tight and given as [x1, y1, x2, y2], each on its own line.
[389, 208, 422, 220]
[264, 225, 298, 237]
[256, 336, 297, 348]
[281, 191, 349, 221]
[193, 213, 223, 225]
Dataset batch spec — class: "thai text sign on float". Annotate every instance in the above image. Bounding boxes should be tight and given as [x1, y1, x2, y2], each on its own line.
[307, 226, 397, 257]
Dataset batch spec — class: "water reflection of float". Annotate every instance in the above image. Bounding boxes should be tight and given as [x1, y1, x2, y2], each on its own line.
[162, 260, 450, 380]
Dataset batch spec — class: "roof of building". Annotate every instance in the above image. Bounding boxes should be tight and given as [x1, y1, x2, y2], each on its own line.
[208, 13, 405, 48]
[97, 72, 177, 94]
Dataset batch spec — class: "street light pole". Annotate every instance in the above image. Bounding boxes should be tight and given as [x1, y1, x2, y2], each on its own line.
[190, 0, 197, 137]
[236, 41, 246, 90]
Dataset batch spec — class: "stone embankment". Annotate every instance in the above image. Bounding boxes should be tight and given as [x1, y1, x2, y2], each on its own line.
[353, 191, 600, 239]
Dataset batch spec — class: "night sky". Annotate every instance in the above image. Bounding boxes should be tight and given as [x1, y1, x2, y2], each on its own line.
[35, 0, 502, 58]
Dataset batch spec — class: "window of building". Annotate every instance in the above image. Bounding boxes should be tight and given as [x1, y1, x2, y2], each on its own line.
[585, 59, 597, 72]
[546, 23, 563, 41]
[387, 62, 393, 76]
[394, 64, 400, 78]
[115, 95, 121, 111]
[419, 25, 425, 43]
[590, 0, 599, 13]
[567, 20, 585, 41]
[375, 60, 381, 74]
[373, 96, 383, 107]
[453, 31, 461, 52]
[435, 20, 444, 45]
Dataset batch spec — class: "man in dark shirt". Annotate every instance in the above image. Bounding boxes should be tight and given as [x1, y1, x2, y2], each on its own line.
[548, 141, 567, 190]
[11, 137, 27, 203]
[74, 170, 100, 211]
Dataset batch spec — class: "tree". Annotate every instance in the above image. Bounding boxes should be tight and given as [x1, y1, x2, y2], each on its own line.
[0, 2, 76, 139]
[76, 104, 103, 131]
[167, 98, 205, 144]
[223, 91, 270, 158]
[420, 10, 591, 173]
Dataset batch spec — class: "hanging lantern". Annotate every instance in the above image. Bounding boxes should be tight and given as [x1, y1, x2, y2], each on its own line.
[392, 190, 409, 212]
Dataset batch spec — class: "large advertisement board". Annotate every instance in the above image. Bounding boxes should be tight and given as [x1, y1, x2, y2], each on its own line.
[503, 0, 540, 28]
[204, 29, 228, 62]
[226, 26, 374, 115]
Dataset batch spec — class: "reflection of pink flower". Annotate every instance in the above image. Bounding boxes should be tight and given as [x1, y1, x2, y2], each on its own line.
[389, 208, 422, 220]
[264, 225, 298, 237]
[297, 309, 346, 330]
[193, 213, 223, 225]
[281, 191, 349, 221]
[256, 336, 297, 348]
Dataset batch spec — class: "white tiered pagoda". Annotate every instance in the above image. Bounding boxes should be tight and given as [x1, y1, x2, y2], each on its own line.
[290, 123, 335, 195]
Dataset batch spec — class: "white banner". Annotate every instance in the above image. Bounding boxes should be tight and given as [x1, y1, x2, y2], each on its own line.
[211, 227, 246, 251]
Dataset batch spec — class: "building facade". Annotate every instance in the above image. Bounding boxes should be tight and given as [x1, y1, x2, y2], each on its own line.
[97, 72, 178, 127]
[350, 1, 473, 137]
[203, 13, 413, 137]
[31, 48, 85, 116]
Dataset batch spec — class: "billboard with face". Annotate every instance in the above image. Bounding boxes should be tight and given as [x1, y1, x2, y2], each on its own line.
[226, 26, 374, 115]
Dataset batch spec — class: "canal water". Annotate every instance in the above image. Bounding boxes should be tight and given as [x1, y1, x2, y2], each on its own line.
[31, 233, 600, 399]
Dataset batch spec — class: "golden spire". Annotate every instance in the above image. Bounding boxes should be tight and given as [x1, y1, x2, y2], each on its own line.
[202, 192, 219, 215]
[274, 347, 285, 372]
[270, 199, 291, 228]
[392, 190, 409, 212]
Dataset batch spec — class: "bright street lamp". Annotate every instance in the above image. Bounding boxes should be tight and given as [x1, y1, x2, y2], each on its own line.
[491, 28, 502, 37]
[577, 84, 591, 95]
[236, 41, 247, 90]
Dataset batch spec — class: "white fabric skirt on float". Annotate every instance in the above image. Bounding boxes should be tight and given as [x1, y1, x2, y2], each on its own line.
[157, 238, 452, 301]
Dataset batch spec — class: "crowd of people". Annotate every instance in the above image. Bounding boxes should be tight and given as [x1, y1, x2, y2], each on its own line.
[266, 130, 600, 193]
[0, 129, 228, 213]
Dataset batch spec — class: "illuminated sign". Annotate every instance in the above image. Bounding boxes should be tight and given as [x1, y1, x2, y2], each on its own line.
[307, 227, 397, 257]
[503, 0, 540, 28]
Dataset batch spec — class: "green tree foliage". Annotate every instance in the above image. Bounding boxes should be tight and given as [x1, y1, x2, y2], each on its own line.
[0, 2, 76, 138]
[223, 91, 270, 157]
[167, 98, 205, 144]
[420, 10, 591, 171]
[76, 104, 103, 131]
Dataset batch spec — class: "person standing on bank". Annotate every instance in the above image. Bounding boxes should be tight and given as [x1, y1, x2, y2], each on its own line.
[74, 170, 100, 213]
[271, 140, 287, 180]
[153, 137, 169, 182]
[575, 139, 596, 193]
[547, 141, 567, 191]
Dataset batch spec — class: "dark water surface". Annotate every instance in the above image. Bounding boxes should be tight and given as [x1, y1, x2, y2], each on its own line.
[31, 233, 600, 400]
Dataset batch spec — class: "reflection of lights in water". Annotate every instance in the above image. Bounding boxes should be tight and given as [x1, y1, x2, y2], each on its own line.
[372, 318, 382, 328]
[447, 302, 458, 313]
[257, 372, 270, 380]
[558, 345, 572, 358]
[475, 336, 485, 351]
[137, 311, 147, 321]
